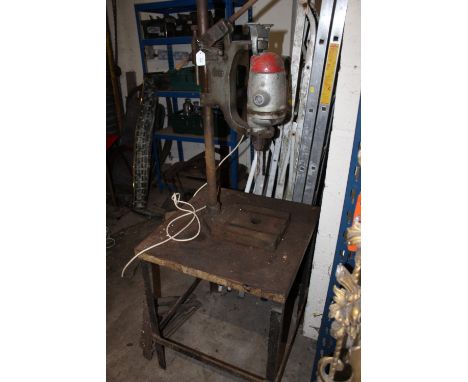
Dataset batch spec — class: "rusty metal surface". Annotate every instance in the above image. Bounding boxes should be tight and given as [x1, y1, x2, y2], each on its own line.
[197, 0, 219, 211]
[153, 334, 266, 381]
[136, 189, 319, 303]
[142, 262, 167, 368]
[200, 38, 251, 135]
[160, 278, 201, 331]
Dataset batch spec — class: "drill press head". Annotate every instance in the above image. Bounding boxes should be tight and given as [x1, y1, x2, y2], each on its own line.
[198, 21, 288, 152]
[245, 23, 288, 151]
[247, 51, 288, 151]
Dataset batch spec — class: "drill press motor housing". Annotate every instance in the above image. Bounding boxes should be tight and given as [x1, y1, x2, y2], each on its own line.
[247, 51, 288, 150]
[198, 20, 289, 152]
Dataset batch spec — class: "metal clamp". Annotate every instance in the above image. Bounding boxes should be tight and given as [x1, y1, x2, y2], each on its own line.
[247, 23, 273, 55]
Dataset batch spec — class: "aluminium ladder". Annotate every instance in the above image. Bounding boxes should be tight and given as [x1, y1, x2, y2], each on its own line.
[247, 0, 349, 208]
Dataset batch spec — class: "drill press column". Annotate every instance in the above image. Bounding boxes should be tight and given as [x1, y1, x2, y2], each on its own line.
[196, 0, 219, 212]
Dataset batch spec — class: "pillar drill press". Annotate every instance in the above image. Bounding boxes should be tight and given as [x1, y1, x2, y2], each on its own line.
[134, 3, 321, 379]
[194, 0, 292, 249]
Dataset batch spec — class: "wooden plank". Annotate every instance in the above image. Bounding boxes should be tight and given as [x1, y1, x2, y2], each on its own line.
[209, 203, 290, 250]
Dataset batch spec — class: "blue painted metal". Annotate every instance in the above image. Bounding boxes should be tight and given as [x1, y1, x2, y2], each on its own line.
[310, 101, 361, 381]
[225, 0, 234, 15]
[225, 0, 237, 189]
[177, 141, 184, 162]
[229, 130, 238, 189]
[156, 90, 200, 98]
[135, 0, 246, 14]
[142, 36, 193, 46]
[152, 135, 163, 191]
[167, 45, 175, 70]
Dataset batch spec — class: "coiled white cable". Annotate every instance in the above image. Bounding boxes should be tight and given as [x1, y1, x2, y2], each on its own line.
[121, 135, 245, 277]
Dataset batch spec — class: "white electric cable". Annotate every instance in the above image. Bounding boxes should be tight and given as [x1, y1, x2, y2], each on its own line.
[121, 135, 245, 277]
[244, 150, 257, 193]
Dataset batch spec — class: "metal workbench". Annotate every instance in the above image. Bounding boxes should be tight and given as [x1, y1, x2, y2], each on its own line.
[136, 188, 320, 381]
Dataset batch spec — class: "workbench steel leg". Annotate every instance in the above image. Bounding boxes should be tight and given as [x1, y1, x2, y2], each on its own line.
[297, 272, 310, 320]
[141, 261, 166, 369]
[266, 295, 296, 381]
[297, 243, 316, 318]
[267, 308, 282, 380]
[141, 305, 154, 360]
[152, 264, 162, 298]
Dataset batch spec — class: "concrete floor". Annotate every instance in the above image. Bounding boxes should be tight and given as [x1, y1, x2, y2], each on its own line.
[106, 188, 316, 382]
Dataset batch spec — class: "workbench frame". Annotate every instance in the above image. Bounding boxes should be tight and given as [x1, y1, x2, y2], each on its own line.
[139, 234, 316, 382]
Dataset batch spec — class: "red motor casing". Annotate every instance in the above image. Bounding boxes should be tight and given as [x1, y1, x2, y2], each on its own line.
[247, 52, 287, 136]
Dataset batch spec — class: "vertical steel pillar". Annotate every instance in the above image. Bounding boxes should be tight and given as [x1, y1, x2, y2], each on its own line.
[197, 0, 219, 211]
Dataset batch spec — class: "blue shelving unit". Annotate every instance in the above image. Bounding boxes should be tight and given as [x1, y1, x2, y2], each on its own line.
[310, 102, 361, 381]
[134, 0, 252, 190]
[141, 36, 193, 48]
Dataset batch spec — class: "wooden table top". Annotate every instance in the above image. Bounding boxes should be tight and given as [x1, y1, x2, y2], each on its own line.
[136, 188, 320, 303]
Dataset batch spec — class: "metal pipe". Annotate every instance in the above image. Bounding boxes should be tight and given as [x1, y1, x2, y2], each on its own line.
[228, 0, 259, 23]
[160, 278, 201, 331]
[191, 26, 200, 86]
[197, 0, 219, 211]
[152, 335, 265, 381]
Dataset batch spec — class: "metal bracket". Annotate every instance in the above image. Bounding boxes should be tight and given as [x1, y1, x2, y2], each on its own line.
[198, 19, 234, 48]
[202, 37, 251, 135]
[247, 23, 273, 55]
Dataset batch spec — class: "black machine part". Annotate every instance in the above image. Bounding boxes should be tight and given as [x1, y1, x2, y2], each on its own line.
[132, 76, 172, 211]
[133, 76, 158, 210]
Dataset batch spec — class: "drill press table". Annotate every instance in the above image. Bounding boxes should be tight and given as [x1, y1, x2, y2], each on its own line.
[136, 188, 319, 381]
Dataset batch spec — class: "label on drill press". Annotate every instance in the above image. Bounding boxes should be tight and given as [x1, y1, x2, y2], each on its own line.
[196, 50, 205, 66]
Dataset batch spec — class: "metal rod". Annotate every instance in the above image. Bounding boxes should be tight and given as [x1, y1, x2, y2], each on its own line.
[160, 278, 201, 331]
[228, 0, 259, 23]
[197, 0, 219, 211]
[141, 262, 167, 368]
[152, 335, 266, 381]
[191, 26, 200, 86]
